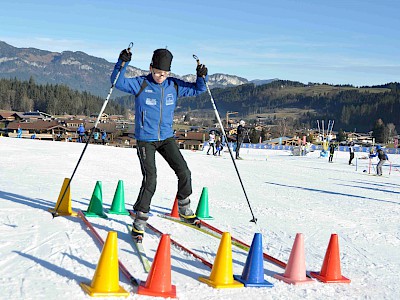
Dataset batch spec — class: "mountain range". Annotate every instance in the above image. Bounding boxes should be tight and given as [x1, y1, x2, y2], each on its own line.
[0, 41, 275, 97]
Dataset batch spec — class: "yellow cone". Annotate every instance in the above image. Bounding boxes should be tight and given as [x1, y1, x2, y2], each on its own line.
[48, 178, 77, 216]
[80, 231, 129, 297]
[199, 232, 244, 288]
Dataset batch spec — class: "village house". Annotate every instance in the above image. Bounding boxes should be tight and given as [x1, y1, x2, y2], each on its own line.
[174, 130, 207, 151]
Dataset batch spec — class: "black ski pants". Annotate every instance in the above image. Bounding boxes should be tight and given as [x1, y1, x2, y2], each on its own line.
[349, 152, 354, 165]
[236, 137, 243, 159]
[133, 137, 192, 213]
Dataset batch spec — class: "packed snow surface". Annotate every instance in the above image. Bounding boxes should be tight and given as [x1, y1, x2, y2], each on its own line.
[1, 137, 399, 299]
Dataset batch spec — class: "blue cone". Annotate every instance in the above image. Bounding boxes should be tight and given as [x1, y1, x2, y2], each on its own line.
[233, 233, 274, 287]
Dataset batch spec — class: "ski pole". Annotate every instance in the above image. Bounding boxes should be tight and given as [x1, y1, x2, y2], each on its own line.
[193, 54, 257, 224]
[50, 42, 133, 218]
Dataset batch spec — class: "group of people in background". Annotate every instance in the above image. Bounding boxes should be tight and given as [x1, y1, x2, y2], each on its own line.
[206, 119, 246, 159]
[328, 140, 389, 176]
[77, 124, 107, 144]
[206, 130, 224, 156]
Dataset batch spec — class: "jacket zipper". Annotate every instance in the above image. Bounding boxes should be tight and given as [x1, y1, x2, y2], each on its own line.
[158, 86, 163, 141]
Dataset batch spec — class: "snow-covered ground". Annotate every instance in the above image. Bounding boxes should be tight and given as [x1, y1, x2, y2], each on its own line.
[1, 137, 399, 300]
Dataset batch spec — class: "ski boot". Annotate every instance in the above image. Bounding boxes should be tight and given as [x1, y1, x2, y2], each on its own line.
[131, 211, 149, 243]
[178, 198, 201, 228]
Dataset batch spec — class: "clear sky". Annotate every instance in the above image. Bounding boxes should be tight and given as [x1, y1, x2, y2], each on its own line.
[1, 0, 399, 86]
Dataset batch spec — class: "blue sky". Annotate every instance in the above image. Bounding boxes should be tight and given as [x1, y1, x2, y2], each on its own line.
[1, 0, 399, 86]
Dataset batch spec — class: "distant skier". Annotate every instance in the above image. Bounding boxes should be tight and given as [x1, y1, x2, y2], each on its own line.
[17, 126, 22, 138]
[77, 124, 85, 143]
[329, 142, 337, 163]
[93, 131, 99, 144]
[101, 131, 107, 145]
[207, 131, 216, 155]
[215, 137, 223, 156]
[236, 120, 245, 159]
[348, 141, 355, 165]
[369, 145, 388, 176]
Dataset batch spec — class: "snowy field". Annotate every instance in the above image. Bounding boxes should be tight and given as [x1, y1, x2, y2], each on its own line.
[1, 137, 399, 300]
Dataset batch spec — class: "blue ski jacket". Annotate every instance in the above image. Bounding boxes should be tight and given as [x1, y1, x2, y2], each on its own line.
[111, 59, 208, 142]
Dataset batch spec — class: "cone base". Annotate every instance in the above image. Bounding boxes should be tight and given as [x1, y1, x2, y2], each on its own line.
[199, 276, 244, 289]
[233, 275, 274, 287]
[48, 208, 78, 217]
[80, 282, 129, 297]
[137, 282, 177, 298]
[107, 209, 130, 215]
[166, 213, 180, 219]
[274, 273, 315, 285]
[197, 216, 214, 220]
[83, 211, 108, 218]
[310, 272, 351, 283]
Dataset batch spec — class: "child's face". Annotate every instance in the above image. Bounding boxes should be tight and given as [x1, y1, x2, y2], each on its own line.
[150, 67, 170, 84]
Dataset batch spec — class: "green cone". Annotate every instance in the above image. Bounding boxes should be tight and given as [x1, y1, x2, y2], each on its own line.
[195, 187, 214, 220]
[84, 181, 108, 218]
[108, 180, 129, 215]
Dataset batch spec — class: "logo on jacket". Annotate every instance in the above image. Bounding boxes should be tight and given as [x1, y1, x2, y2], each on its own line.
[166, 93, 174, 105]
[145, 98, 157, 105]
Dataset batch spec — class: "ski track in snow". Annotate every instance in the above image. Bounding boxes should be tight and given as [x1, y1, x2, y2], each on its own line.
[1, 137, 400, 299]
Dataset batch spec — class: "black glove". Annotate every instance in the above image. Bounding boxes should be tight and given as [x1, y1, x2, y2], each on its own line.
[119, 49, 132, 62]
[196, 64, 208, 77]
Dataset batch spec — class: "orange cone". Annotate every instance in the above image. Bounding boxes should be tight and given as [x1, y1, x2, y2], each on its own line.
[310, 234, 351, 283]
[137, 234, 177, 298]
[199, 232, 244, 288]
[274, 233, 314, 285]
[167, 196, 180, 218]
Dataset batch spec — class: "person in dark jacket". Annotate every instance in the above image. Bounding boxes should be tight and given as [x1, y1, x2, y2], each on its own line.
[236, 120, 245, 159]
[348, 141, 355, 165]
[111, 47, 208, 242]
[328, 142, 337, 163]
[370, 145, 388, 176]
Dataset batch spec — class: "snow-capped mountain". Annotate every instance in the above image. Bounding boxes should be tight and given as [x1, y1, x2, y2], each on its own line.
[0, 41, 257, 97]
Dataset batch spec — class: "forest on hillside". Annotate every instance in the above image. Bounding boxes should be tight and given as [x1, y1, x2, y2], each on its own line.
[176, 80, 400, 132]
[1, 76, 399, 143]
[0, 77, 125, 116]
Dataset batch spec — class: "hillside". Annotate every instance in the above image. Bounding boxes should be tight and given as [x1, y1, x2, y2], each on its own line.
[175, 81, 399, 132]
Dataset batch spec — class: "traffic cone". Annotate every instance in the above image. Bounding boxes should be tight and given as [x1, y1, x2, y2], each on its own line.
[195, 187, 214, 220]
[199, 232, 244, 288]
[167, 196, 180, 218]
[108, 180, 129, 215]
[48, 178, 77, 216]
[84, 181, 108, 218]
[80, 231, 129, 297]
[310, 234, 351, 283]
[138, 234, 177, 298]
[274, 233, 314, 285]
[234, 233, 273, 287]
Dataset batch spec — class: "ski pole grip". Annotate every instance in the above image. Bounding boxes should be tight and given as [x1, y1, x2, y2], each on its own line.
[121, 42, 134, 68]
[193, 54, 201, 66]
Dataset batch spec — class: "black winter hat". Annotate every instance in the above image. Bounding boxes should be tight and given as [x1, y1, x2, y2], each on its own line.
[151, 49, 173, 71]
